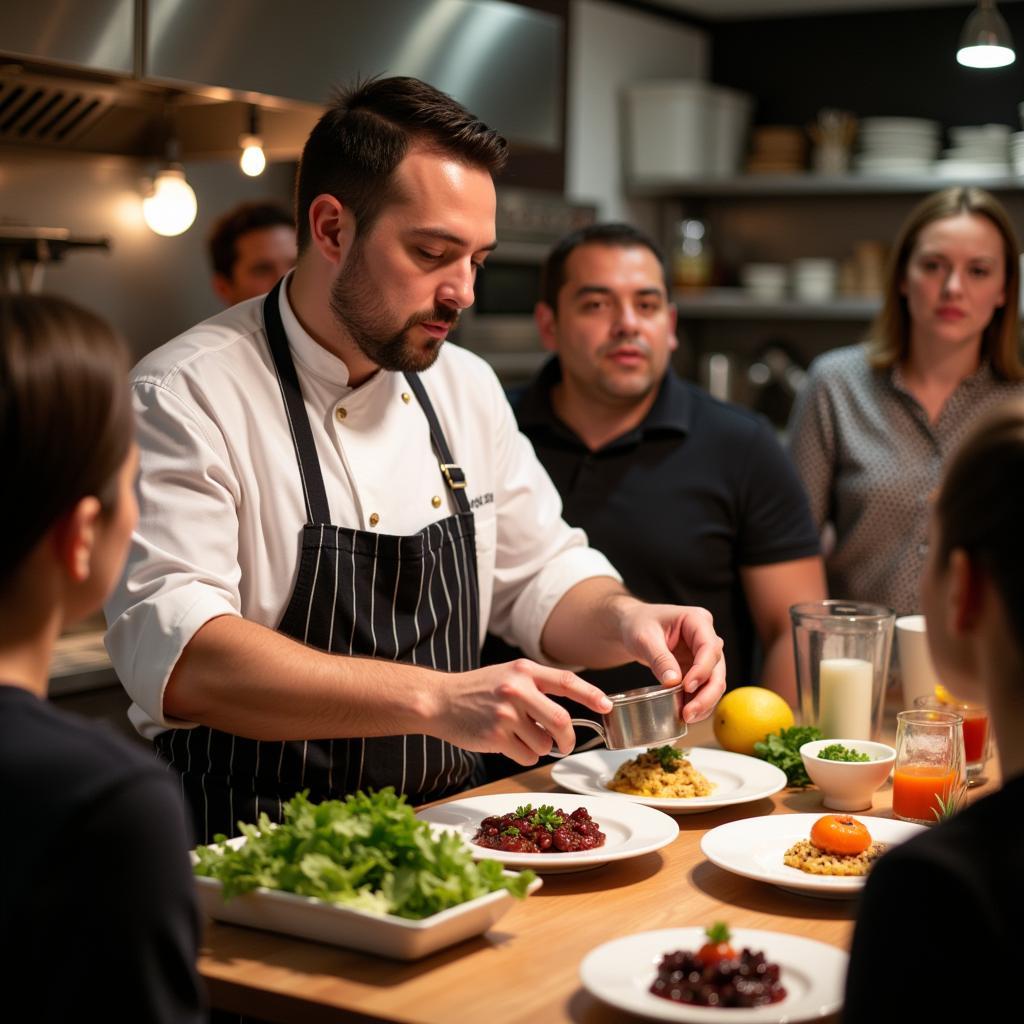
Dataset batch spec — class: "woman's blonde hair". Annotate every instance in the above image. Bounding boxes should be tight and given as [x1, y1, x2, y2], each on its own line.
[866, 187, 1024, 380]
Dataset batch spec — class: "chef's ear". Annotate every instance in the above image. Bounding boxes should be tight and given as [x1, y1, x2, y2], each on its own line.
[212, 274, 235, 306]
[535, 301, 559, 352]
[52, 496, 102, 584]
[308, 194, 356, 268]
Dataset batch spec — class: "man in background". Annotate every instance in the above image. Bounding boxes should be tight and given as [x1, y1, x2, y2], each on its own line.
[486, 223, 825, 704]
[207, 199, 297, 305]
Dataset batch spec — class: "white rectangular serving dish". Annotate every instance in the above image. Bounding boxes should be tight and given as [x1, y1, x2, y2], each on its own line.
[192, 837, 541, 961]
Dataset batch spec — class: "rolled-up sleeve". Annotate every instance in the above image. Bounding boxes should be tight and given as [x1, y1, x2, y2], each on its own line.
[485, 384, 621, 662]
[104, 379, 243, 737]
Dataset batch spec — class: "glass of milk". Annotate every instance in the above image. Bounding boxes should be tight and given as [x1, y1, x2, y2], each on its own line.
[790, 601, 896, 741]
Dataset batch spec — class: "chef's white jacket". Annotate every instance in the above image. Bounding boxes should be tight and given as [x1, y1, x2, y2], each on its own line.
[104, 280, 620, 738]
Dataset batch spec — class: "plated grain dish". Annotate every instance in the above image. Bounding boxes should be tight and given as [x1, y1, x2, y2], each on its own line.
[607, 745, 715, 799]
[782, 814, 886, 877]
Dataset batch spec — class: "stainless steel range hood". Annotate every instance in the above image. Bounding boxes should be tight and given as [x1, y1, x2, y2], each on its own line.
[0, 0, 563, 160]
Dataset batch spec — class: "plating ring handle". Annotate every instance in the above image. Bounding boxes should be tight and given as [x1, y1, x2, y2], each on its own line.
[548, 718, 608, 758]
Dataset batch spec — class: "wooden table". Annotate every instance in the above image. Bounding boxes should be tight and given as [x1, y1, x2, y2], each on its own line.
[198, 719, 998, 1023]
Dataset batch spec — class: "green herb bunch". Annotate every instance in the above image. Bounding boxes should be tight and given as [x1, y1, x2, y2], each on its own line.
[193, 789, 535, 919]
[753, 726, 823, 786]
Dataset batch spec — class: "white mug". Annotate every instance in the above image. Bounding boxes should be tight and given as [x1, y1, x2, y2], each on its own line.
[895, 614, 941, 708]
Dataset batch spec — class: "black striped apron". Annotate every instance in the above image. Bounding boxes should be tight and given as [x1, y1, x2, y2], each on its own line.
[156, 281, 482, 843]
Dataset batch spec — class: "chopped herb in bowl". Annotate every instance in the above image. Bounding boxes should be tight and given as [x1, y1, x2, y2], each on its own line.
[817, 743, 872, 763]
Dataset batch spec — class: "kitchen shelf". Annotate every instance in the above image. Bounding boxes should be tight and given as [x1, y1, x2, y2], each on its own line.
[674, 289, 881, 321]
[631, 173, 1024, 198]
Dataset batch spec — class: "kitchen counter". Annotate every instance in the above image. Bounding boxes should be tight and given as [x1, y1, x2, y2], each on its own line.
[196, 717, 1000, 1023]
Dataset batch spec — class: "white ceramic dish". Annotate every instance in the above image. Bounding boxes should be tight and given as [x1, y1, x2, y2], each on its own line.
[550, 747, 787, 814]
[415, 792, 678, 873]
[799, 738, 896, 811]
[191, 837, 541, 960]
[700, 813, 925, 899]
[580, 927, 847, 1023]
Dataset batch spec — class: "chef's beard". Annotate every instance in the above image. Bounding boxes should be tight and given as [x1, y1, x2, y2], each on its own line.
[329, 242, 460, 373]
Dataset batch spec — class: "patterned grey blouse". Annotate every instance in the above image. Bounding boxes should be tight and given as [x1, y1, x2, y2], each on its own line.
[787, 343, 1024, 615]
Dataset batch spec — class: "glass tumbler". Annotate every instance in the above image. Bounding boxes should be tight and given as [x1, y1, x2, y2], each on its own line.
[914, 694, 990, 783]
[790, 601, 895, 740]
[892, 709, 966, 825]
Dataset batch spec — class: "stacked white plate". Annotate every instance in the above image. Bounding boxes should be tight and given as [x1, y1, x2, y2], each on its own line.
[937, 123, 1011, 178]
[854, 116, 940, 176]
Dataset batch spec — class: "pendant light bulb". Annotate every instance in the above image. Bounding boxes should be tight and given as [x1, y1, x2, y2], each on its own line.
[239, 105, 266, 177]
[239, 134, 267, 176]
[957, 0, 1015, 68]
[142, 165, 198, 237]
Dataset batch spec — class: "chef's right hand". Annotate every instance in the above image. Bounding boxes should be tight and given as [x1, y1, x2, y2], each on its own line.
[432, 660, 613, 766]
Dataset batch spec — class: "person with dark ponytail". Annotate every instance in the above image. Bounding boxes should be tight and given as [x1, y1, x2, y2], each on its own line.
[844, 398, 1024, 1020]
[0, 295, 205, 1022]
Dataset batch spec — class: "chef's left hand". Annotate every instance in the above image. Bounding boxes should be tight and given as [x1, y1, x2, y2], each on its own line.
[616, 600, 726, 723]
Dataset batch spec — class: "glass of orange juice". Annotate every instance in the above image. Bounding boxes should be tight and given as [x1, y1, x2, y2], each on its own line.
[913, 694, 990, 783]
[892, 709, 966, 825]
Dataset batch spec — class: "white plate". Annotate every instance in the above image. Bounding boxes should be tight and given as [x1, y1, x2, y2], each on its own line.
[580, 927, 846, 1023]
[192, 837, 542, 960]
[700, 813, 926, 899]
[550, 747, 787, 814]
[415, 792, 678, 873]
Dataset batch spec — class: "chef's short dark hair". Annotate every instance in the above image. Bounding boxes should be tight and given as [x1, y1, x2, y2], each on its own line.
[0, 295, 132, 589]
[540, 223, 666, 313]
[208, 201, 294, 279]
[295, 76, 509, 251]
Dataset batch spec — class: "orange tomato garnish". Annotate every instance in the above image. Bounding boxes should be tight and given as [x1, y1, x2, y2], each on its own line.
[809, 814, 871, 856]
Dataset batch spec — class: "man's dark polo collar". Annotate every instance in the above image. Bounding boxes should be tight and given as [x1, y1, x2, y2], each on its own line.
[515, 356, 692, 451]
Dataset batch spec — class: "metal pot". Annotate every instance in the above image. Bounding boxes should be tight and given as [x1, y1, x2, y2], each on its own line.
[564, 683, 688, 752]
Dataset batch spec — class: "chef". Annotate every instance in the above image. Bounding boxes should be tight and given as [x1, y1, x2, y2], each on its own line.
[105, 76, 726, 844]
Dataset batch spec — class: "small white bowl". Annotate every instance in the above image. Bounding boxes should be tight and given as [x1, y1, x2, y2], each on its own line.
[799, 738, 896, 812]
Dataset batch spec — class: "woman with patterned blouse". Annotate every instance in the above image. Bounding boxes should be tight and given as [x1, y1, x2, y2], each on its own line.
[787, 187, 1024, 614]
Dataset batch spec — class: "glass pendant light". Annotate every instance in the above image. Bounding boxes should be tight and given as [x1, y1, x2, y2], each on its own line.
[957, 0, 1015, 69]
[239, 105, 266, 177]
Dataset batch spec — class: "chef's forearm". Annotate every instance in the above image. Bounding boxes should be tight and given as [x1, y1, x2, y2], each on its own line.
[163, 614, 441, 740]
[539, 577, 640, 668]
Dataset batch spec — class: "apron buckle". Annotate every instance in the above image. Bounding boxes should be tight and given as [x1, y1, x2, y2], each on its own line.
[439, 462, 467, 490]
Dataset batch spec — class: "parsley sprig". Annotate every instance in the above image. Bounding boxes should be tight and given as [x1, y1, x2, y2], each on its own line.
[647, 745, 689, 771]
[514, 803, 565, 831]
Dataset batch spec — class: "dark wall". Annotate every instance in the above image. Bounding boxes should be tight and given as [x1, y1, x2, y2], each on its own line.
[710, 3, 1024, 127]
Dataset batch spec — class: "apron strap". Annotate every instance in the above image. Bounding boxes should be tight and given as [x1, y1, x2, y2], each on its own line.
[404, 371, 472, 516]
[263, 280, 333, 525]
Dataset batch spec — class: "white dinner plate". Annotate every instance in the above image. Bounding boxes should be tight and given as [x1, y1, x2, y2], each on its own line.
[191, 837, 542, 960]
[550, 747, 787, 814]
[580, 927, 847, 1023]
[700, 813, 926, 899]
[415, 792, 678, 873]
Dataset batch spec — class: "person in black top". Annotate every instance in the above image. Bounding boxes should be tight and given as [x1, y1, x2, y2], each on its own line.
[485, 223, 824, 706]
[844, 399, 1024, 1021]
[0, 295, 206, 1022]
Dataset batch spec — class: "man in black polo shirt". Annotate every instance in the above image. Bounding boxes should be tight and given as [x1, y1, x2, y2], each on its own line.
[485, 223, 824, 706]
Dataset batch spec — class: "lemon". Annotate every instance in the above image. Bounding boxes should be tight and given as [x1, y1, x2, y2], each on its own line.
[934, 683, 955, 705]
[713, 686, 795, 755]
